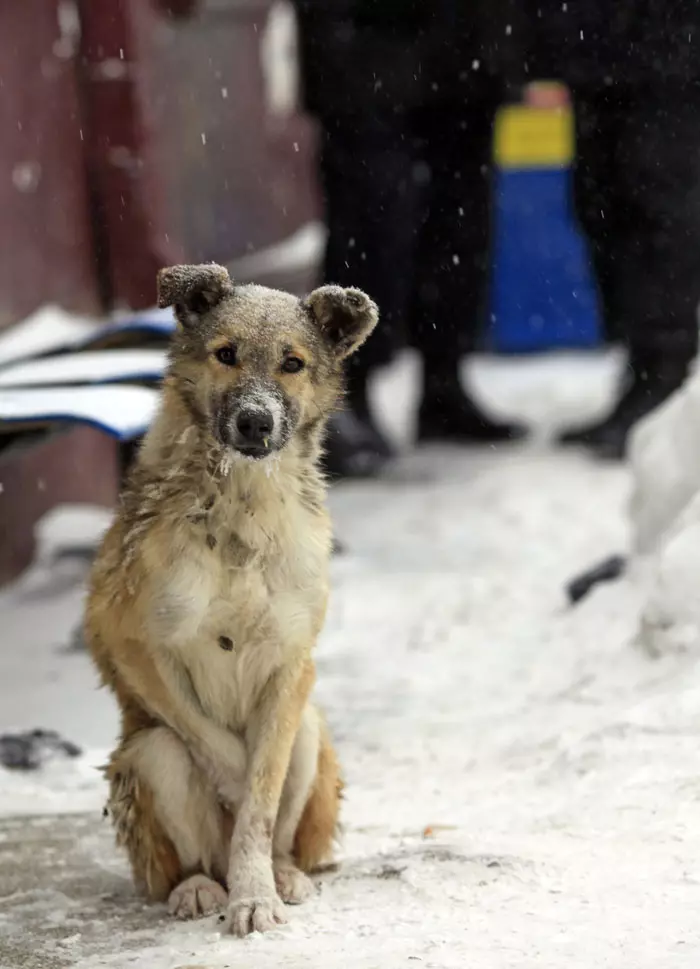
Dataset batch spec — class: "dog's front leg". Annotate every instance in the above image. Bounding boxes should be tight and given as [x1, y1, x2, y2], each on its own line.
[116, 637, 247, 807]
[226, 658, 315, 936]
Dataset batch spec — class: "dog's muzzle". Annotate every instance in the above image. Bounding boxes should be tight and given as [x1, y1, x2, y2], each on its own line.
[233, 406, 275, 458]
[217, 386, 284, 459]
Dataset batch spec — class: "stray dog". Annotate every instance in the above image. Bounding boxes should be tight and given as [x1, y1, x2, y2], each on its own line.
[85, 264, 378, 935]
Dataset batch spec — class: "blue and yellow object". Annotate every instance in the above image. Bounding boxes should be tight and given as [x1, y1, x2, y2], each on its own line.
[487, 95, 602, 353]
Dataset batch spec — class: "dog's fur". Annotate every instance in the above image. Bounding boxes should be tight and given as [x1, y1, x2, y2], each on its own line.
[84, 264, 378, 935]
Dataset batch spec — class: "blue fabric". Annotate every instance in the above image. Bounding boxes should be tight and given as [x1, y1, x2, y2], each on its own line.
[488, 167, 602, 353]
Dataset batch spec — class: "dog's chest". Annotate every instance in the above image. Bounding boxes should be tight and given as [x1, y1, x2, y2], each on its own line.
[148, 489, 329, 725]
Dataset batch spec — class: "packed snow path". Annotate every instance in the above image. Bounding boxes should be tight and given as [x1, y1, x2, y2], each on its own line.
[1, 353, 699, 968]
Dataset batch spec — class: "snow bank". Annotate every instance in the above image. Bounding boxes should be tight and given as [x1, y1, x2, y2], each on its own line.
[628, 361, 700, 555]
[628, 361, 700, 653]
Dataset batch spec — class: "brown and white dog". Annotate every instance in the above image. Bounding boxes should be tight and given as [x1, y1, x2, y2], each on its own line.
[84, 264, 378, 935]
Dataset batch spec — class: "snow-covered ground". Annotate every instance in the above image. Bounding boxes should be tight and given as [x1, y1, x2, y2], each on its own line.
[2, 351, 700, 968]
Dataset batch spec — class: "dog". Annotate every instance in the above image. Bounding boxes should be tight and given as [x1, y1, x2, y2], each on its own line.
[84, 264, 378, 936]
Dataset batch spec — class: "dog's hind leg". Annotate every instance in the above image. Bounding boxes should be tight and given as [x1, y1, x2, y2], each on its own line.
[106, 725, 238, 918]
[272, 704, 321, 904]
[282, 711, 342, 889]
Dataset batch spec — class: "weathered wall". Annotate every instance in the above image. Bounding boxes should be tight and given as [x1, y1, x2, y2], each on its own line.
[0, 0, 101, 329]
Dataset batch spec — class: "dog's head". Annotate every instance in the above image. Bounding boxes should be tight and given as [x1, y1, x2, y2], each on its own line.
[158, 264, 378, 460]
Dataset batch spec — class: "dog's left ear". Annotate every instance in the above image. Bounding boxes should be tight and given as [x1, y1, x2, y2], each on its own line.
[305, 285, 378, 359]
[157, 263, 234, 327]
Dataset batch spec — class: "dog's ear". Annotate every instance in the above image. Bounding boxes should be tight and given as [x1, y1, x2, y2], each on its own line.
[304, 285, 378, 359]
[157, 264, 234, 327]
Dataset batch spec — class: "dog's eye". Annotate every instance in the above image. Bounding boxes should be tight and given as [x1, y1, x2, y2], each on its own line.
[214, 345, 237, 366]
[281, 356, 305, 374]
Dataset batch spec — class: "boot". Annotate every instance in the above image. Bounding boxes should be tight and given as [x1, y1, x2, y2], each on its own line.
[559, 354, 690, 459]
[322, 410, 391, 480]
[346, 367, 396, 459]
[417, 356, 527, 444]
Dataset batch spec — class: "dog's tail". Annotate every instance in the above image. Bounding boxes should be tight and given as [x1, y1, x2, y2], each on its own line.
[566, 554, 627, 605]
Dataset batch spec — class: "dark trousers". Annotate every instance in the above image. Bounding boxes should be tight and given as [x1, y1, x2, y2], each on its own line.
[573, 84, 700, 367]
[407, 97, 501, 362]
[319, 94, 500, 380]
[319, 82, 700, 382]
[319, 118, 416, 372]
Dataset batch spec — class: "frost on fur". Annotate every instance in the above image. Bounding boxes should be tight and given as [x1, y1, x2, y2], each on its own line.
[157, 263, 234, 327]
[305, 285, 379, 358]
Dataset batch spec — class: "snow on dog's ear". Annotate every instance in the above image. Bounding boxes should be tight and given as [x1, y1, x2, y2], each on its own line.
[305, 285, 378, 359]
[157, 263, 234, 327]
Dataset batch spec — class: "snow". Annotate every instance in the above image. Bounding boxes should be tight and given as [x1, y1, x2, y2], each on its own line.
[227, 220, 325, 282]
[628, 359, 700, 555]
[0, 349, 167, 388]
[2, 350, 700, 967]
[0, 384, 160, 442]
[0, 305, 98, 366]
[624, 359, 700, 656]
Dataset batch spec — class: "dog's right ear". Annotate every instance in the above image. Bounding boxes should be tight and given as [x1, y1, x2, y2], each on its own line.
[157, 264, 234, 327]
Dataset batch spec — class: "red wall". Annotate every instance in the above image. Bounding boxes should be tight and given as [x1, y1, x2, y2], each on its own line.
[0, 0, 320, 585]
[0, 0, 319, 324]
[0, 0, 102, 328]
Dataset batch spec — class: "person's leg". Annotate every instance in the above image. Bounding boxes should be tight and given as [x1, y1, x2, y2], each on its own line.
[568, 89, 624, 346]
[557, 87, 628, 448]
[322, 123, 414, 395]
[563, 84, 700, 457]
[409, 95, 526, 443]
[318, 119, 417, 474]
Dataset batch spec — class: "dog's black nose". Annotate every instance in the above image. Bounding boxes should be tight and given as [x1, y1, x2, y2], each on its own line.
[236, 409, 274, 446]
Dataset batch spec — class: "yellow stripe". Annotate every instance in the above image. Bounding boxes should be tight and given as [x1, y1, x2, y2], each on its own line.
[494, 105, 574, 168]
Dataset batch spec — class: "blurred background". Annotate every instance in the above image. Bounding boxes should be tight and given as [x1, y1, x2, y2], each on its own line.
[2, 0, 698, 578]
[2, 3, 700, 965]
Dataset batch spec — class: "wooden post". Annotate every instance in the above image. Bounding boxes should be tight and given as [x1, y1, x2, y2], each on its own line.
[77, 0, 185, 310]
[0, 0, 101, 328]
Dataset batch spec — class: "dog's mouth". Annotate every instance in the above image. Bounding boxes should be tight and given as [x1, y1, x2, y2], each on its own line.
[232, 441, 277, 460]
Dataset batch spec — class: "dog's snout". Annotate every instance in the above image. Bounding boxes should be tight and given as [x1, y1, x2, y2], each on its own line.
[236, 409, 274, 445]
[218, 385, 283, 457]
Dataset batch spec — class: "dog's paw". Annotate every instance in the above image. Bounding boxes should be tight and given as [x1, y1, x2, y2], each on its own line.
[274, 861, 315, 905]
[226, 894, 287, 936]
[168, 874, 228, 919]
